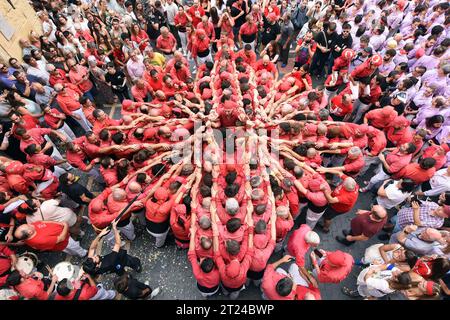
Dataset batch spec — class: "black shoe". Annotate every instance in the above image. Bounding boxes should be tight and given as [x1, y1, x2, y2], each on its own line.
[316, 223, 330, 234]
[377, 233, 391, 241]
[342, 229, 351, 237]
[336, 236, 354, 246]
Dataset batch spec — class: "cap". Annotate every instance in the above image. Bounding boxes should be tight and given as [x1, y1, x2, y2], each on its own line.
[327, 251, 347, 267]
[342, 48, 355, 61]
[363, 47, 373, 54]
[370, 54, 383, 67]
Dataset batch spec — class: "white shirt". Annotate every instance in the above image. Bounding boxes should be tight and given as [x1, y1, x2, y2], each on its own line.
[376, 182, 410, 209]
[42, 20, 57, 43]
[164, 3, 179, 25]
[424, 169, 450, 197]
[26, 199, 77, 226]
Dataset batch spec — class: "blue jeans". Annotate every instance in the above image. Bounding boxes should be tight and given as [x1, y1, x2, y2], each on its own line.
[83, 90, 95, 102]
[391, 215, 402, 233]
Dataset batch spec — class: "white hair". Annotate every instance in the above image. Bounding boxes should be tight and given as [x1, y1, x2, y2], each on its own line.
[305, 231, 320, 245]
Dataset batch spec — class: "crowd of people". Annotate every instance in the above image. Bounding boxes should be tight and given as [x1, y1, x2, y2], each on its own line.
[0, 0, 448, 300]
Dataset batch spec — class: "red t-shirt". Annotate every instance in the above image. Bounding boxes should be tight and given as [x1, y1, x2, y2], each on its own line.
[261, 264, 296, 300]
[25, 221, 69, 252]
[330, 177, 359, 213]
[187, 250, 220, 288]
[54, 283, 98, 300]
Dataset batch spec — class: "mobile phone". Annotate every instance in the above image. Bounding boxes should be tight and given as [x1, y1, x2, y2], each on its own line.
[313, 249, 323, 258]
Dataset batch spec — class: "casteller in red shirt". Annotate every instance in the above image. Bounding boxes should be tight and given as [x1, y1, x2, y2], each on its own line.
[23, 221, 69, 252]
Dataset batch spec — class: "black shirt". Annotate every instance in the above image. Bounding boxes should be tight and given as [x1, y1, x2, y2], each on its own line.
[58, 182, 94, 205]
[147, 10, 166, 40]
[230, 2, 247, 28]
[331, 34, 353, 58]
[105, 70, 127, 91]
[95, 249, 128, 275]
[261, 16, 281, 46]
[122, 276, 151, 300]
[314, 30, 338, 55]
[379, 77, 398, 94]
[380, 96, 405, 115]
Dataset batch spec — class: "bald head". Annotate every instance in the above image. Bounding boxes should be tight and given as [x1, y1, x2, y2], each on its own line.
[348, 146, 362, 159]
[128, 182, 142, 194]
[112, 188, 127, 201]
[199, 216, 211, 230]
[202, 197, 211, 209]
[307, 148, 317, 158]
[421, 228, 443, 242]
[371, 205, 387, 219]
[14, 224, 34, 240]
[54, 83, 64, 92]
[317, 123, 327, 135]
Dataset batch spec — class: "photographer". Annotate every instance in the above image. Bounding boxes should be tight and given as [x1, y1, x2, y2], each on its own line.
[294, 31, 316, 69]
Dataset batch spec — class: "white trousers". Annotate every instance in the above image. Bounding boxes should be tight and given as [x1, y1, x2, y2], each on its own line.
[221, 284, 245, 300]
[178, 31, 187, 53]
[90, 284, 116, 300]
[72, 108, 92, 132]
[63, 237, 87, 257]
[146, 227, 169, 248]
[306, 207, 326, 230]
[197, 53, 213, 66]
[366, 164, 390, 190]
[57, 122, 76, 141]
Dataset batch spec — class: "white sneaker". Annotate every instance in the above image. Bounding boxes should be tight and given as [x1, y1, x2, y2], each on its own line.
[144, 280, 150, 286]
[150, 287, 161, 299]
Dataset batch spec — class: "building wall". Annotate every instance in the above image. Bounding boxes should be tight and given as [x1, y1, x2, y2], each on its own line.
[0, 0, 42, 63]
